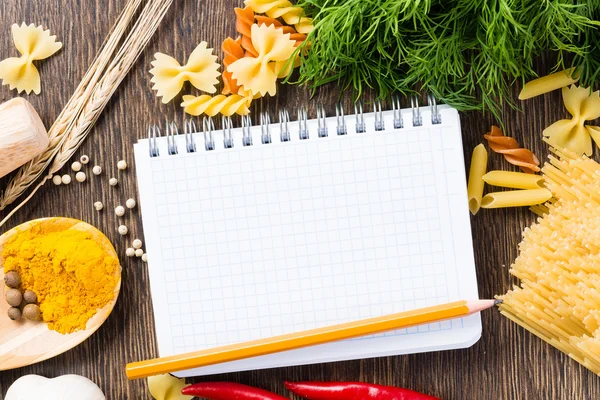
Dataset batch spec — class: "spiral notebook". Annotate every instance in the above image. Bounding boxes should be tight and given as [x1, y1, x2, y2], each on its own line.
[134, 98, 481, 377]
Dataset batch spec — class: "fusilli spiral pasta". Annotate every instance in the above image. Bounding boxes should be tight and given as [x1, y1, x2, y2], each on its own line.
[227, 23, 296, 97]
[484, 125, 540, 174]
[222, 37, 245, 95]
[0, 23, 62, 94]
[543, 85, 600, 156]
[235, 7, 259, 57]
[245, 0, 314, 34]
[181, 94, 251, 117]
[149, 41, 220, 103]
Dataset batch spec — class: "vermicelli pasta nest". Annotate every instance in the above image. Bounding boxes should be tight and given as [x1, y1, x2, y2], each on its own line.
[499, 144, 600, 375]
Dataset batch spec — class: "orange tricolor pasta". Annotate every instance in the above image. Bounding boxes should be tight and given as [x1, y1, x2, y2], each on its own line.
[221, 37, 245, 95]
[235, 6, 258, 57]
[484, 125, 540, 173]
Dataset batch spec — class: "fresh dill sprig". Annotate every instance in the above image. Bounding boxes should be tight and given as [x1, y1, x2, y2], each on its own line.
[294, 0, 600, 117]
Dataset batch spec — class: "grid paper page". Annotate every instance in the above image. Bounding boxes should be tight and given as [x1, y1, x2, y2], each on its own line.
[134, 105, 480, 376]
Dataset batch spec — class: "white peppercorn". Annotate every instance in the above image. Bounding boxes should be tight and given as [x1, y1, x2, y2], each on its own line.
[75, 172, 86, 182]
[80, 155, 90, 164]
[135, 248, 144, 257]
[117, 160, 127, 170]
[126, 198, 136, 209]
[115, 205, 125, 217]
[71, 161, 82, 172]
[92, 165, 102, 175]
[118, 225, 128, 235]
[109, 177, 118, 186]
[94, 201, 104, 211]
[141, 253, 148, 262]
[132, 239, 143, 249]
[61, 174, 71, 184]
[125, 248, 135, 257]
[52, 175, 62, 185]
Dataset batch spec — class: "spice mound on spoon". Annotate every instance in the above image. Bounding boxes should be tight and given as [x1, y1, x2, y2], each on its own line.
[0, 217, 121, 370]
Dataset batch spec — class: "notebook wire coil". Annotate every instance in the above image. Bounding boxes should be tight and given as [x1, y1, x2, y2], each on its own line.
[148, 93, 443, 157]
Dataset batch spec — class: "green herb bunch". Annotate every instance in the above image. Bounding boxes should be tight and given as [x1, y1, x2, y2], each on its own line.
[294, 0, 600, 116]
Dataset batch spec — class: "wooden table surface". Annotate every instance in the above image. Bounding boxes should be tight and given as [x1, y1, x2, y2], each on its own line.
[0, 0, 598, 398]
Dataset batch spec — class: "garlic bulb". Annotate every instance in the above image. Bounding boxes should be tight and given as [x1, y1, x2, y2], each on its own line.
[6, 374, 105, 400]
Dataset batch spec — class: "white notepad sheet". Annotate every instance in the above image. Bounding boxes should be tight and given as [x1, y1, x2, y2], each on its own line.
[134, 105, 480, 377]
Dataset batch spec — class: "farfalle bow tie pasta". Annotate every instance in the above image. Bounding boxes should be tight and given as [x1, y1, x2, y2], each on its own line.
[0, 23, 62, 94]
[149, 41, 220, 103]
[543, 85, 600, 156]
[227, 23, 297, 97]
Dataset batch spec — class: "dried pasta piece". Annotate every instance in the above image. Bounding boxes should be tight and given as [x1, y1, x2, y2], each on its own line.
[499, 146, 600, 374]
[227, 23, 296, 97]
[181, 94, 251, 117]
[222, 37, 245, 95]
[519, 68, 579, 100]
[484, 125, 540, 173]
[235, 7, 259, 57]
[543, 85, 600, 156]
[147, 374, 192, 400]
[480, 188, 552, 209]
[467, 143, 487, 215]
[255, 15, 307, 45]
[482, 171, 545, 190]
[0, 23, 62, 94]
[245, 0, 314, 34]
[149, 42, 220, 103]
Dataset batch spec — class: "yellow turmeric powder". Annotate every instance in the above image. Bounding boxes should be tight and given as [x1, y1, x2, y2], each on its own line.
[2, 219, 119, 334]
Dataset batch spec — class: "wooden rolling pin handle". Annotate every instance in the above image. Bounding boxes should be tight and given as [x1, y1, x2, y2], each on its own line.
[0, 98, 49, 179]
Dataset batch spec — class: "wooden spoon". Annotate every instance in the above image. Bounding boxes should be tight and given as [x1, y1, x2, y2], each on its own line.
[0, 217, 121, 370]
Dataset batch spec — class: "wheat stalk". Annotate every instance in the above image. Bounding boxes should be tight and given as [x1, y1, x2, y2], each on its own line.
[0, 0, 142, 210]
[0, 0, 173, 227]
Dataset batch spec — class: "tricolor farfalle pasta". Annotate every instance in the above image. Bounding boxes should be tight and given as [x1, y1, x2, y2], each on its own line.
[499, 144, 600, 375]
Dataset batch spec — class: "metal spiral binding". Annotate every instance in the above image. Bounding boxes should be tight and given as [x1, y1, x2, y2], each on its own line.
[428, 92, 442, 124]
[147, 93, 444, 155]
[411, 94, 423, 127]
[166, 121, 178, 155]
[354, 100, 366, 133]
[242, 115, 253, 146]
[148, 124, 160, 157]
[203, 117, 215, 151]
[391, 95, 403, 129]
[279, 109, 290, 141]
[222, 116, 234, 148]
[373, 99, 384, 131]
[184, 120, 197, 152]
[335, 103, 347, 135]
[298, 106, 309, 140]
[260, 112, 272, 144]
[316, 104, 328, 137]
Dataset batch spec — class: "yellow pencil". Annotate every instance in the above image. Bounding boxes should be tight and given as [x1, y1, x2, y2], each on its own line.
[126, 299, 499, 379]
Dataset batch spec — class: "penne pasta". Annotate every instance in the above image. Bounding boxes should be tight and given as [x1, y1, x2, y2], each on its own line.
[467, 143, 488, 215]
[480, 188, 552, 209]
[482, 170, 545, 190]
[518, 68, 579, 100]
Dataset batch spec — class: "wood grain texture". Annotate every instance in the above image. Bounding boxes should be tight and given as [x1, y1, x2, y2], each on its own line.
[0, 0, 598, 398]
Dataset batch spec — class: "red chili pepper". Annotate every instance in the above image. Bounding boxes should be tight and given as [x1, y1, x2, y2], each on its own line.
[182, 382, 289, 400]
[284, 381, 440, 400]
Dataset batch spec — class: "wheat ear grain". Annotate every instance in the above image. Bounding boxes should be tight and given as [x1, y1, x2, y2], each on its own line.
[0, 0, 142, 210]
[0, 0, 173, 228]
[50, 0, 174, 173]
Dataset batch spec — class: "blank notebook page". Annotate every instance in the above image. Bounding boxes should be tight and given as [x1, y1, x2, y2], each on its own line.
[134, 105, 480, 377]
